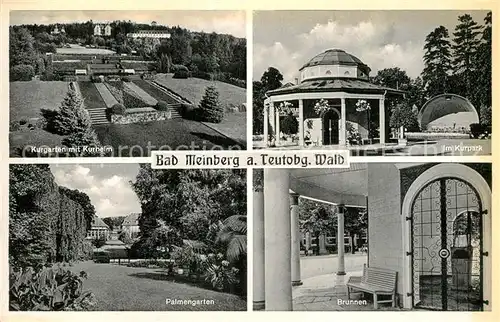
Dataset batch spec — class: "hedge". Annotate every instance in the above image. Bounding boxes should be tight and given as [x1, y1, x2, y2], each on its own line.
[10, 64, 35, 81]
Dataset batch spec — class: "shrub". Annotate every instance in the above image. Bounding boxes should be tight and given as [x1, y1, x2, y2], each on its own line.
[10, 64, 35, 81]
[469, 123, 484, 139]
[480, 105, 492, 127]
[389, 102, 420, 132]
[192, 70, 212, 80]
[61, 128, 102, 156]
[280, 112, 299, 135]
[111, 103, 126, 115]
[9, 266, 96, 311]
[155, 100, 169, 111]
[173, 69, 190, 79]
[198, 86, 224, 123]
[9, 121, 21, 131]
[180, 103, 197, 120]
[121, 76, 131, 82]
[202, 253, 238, 292]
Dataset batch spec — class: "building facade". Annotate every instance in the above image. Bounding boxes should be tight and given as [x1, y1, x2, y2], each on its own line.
[127, 30, 171, 39]
[121, 213, 141, 239]
[94, 24, 112, 36]
[86, 215, 110, 240]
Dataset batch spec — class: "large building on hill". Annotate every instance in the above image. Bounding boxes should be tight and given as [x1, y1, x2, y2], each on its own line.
[121, 213, 141, 239]
[94, 24, 112, 36]
[127, 30, 171, 39]
[86, 215, 110, 240]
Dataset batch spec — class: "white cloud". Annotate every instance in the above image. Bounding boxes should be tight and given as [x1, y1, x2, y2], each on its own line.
[52, 165, 141, 218]
[254, 19, 425, 81]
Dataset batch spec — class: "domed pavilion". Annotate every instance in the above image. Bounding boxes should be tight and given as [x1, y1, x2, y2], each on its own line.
[263, 49, 405, 148]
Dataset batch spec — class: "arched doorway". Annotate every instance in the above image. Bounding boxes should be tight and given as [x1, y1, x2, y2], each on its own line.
[410, 177, 483, 311]
[322, 109, 340, 145]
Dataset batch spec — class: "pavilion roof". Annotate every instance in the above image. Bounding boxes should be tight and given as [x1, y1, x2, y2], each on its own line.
[267, 78, 405, 97]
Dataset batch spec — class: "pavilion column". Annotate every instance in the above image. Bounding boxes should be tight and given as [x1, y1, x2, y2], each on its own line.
[264, 169, 292, 311]
[269, 101, 275, 144]
[379, 98, 385, 144]
[337, 205, 346, 275]
[263, 101, 269, 147]
[290, 193, 302, 286]
[340, 98, 346, 145]
[253, 183, 265, 310]
[298, 99, 304, 147]
[275, 105, 281, 146]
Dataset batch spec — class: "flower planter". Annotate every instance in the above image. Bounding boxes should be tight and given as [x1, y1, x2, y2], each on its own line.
[398, 138, 408, 146]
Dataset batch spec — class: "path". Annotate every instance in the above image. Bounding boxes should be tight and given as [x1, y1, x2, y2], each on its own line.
[70, 261, 246, 311]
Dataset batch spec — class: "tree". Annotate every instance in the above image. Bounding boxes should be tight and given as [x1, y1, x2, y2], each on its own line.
[452, 14, 482, 101]
[102, 216, 125, 231]
[474, 12, 492, 111]
[261, 67, 283, 91]
[119, 231, 133, 245]
[421, 26, 452, 99]
[344, 207, 368, 254]
[9, 27, 36, 67]
[92, 236, 106, 249]
[59, 187, 95, 231]
[299, 198, 337, 254]
[389, 102, 420, 133]
[52, 90, 91, 135]
[280, 112, 299, 136]
[198, 86, 224, 123]
[372, 67, 411, 91]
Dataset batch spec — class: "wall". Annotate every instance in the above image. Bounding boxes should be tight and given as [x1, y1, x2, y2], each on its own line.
[301, 65, 358, 82]
[111, 110, 171, 124]
[367, 163, 404, 304]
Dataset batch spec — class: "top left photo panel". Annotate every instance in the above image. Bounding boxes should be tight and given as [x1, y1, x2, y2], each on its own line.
[8, 10, 247, 158]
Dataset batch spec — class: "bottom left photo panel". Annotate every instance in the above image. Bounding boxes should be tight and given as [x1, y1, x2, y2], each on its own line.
[8, 164, 247, 311]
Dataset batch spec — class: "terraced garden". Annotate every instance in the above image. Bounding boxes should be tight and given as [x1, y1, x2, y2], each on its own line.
[78, 81, 107, 109]
[132, 80, 180, 104]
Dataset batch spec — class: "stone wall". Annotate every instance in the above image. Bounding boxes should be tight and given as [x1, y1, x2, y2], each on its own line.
[111, 110, 171, 124]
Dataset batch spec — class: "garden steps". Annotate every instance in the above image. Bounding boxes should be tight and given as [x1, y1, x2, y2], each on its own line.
[86, 107, 109, 125]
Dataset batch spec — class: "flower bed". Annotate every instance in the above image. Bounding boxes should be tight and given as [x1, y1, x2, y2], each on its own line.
[111, 107, 171, 124]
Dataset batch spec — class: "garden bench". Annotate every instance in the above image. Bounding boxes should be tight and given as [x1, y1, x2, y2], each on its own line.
[346, 264, 397, 309]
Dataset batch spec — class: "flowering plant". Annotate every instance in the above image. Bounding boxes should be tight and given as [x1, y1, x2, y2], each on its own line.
[355, 99, 371, 112]
[276, 101, 293, 114]
[314, 99, 331, 115]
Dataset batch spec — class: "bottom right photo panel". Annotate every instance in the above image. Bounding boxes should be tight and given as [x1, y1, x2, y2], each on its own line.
[253, 163, 491, 311]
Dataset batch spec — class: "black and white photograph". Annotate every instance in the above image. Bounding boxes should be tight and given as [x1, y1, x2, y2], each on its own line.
[252, 11, 492, 156]
[9, 164, 247, 311]
[253, 164, 492, 311]
[9, 10, 247, 157]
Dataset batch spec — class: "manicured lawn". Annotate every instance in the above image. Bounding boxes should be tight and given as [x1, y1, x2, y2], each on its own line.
[133, 79, 179, 104]
[9, 128, 64, 157]
[93, 119, 244, 157]
[70, 261, 246, 311]
[78, 82, 107, 109]
[10, 81, 69, 121]
[56, 45, 115, 55]
[202, 112, 246, 146]
[154, 73, 246, 109]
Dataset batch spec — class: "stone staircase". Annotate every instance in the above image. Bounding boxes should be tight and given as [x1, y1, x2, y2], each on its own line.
[87, 107, 109, 125]
[168, 103, 182, 119]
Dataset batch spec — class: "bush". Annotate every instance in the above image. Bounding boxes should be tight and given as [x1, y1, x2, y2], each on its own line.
[480, 105, 492, 127]
[280, 112, 299, 135]
[121, 76, 131, 82]
[173, 69, 190, 79]
[202, 253, 239, 292]
[10, 64, 35, 81]
[61, 128, 102, 156]
[469, 123, 484, 139]
[389, 102, 420, 132]
[180, 103, 197, 119]
[9, 266, 96, 311]
[111, 103, 126, 115]
[155, 100, 169, 111]
[192, 70, 212, 80]
[198, 86, 224, 123]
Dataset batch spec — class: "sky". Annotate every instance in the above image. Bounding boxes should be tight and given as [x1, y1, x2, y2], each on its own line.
[253, 10, 489, 82]
[50, 164, 142, 218]
[10, 10, 246, 38]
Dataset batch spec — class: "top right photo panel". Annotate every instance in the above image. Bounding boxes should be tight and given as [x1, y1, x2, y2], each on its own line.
[252, 10, 492, 156]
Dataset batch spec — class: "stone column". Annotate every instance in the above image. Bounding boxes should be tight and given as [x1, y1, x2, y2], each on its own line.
[264, 169, 292, 310]
[379, 98, 385, 144]
[290, 193, 302, 286]
[263, 102, 269, 147]
[337, 205, 346, 275]
[298, 99, 304, 147]
[275, 105, 281, 146]
[269, 101, 275, 144]
[253, 182, 265, 310]
[340, 98, 347, 145]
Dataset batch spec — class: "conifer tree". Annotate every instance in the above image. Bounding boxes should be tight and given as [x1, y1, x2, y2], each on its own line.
[421, 26, 452, 99]
[199, 86, 224, 123]
[53, 89, 91, 135]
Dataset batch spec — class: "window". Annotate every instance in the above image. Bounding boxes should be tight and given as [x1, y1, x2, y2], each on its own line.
[344, 71, 350, 76]
[325, 70, 332, 75]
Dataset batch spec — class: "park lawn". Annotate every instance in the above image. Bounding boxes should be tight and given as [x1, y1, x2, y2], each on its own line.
[154, 73, 246, 109]
[10, 81, 69, 122]
[202, 111, 247, 146]
[9, 128, 64, 157]
[133, 79, 180, 104]
[93, 119, 243, 157]
[78, 82, 107, 109]
[70, 261, 246, 311]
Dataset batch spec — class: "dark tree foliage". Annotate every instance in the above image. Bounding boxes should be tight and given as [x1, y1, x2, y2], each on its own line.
[198, 86, 224, 123]
[9, 165, 90, 269]
[59, 187, 95, 231]
[422, 26, 453, 98]
[102, 216, 125, 231]
[280, 112, 299, 135]
[253, 67, 284, 134]
[130, 166, 246, 258]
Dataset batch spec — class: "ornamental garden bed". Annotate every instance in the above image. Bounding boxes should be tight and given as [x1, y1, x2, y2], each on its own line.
[111, 107, 171, 124]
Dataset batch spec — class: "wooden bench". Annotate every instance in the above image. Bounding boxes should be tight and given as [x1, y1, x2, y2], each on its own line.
[346, 264, 397, 309]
